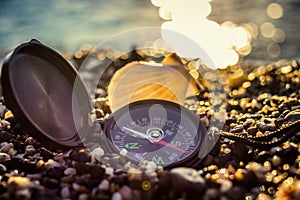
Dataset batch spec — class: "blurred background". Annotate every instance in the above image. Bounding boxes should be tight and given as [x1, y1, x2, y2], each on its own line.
[0, 0, 299, 66]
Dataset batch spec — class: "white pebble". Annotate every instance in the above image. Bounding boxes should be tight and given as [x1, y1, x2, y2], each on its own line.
[44, 159, 61, 170]
[112, 192, 122, 200]
[105, 167, 114, 176]
[0, 152, 11, 162]
[119, 148, 127, 156]
[61, 187, 70, 199]
[64, 168, 77, 176]
[98, 179, 109, 190]
[220, 180, 232, 193]
[78, 193, 89, 200]
[171, 167, 205, 184]
[91, 147, 104, 162]
[146, 161, 157, 172]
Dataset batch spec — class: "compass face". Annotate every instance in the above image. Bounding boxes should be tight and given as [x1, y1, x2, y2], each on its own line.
[106, 100, 206, 167]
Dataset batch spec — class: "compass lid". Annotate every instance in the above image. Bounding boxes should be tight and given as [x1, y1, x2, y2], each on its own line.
[1, 39, 92, 149]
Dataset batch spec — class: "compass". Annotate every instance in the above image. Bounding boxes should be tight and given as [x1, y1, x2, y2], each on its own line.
[102, 100, 207, 168]
[1, 39, 207, 168]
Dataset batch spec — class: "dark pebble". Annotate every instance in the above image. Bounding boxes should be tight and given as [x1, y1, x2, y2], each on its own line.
[46, 167, 64, 179]
[240, 170, 259, 188]
[74, 162, 105, 178]
[75, 150, 91, 163]
[231, 125, 244, 133]
[40, 147, 55, 160]
[258, 124, 277, 132]
[247, 127, 258, 135]
[0, 131, 14, 143]
[230, 143, 248, 162]
[31, 188, 60, 200]
[254, 151, 273, 163]
[226, 186, 247, 200]
[42, 177, 60, 189]
[281, 146, 298, 164]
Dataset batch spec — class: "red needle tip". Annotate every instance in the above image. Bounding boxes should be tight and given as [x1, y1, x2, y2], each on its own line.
[154, 140, 189, 155]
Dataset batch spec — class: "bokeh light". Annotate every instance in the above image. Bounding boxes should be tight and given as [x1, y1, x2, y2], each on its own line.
[152, 0, 253, 68]
[260, 22, 275, 38]
[267, 3, 284, 19]
[267, 42, 281, 58]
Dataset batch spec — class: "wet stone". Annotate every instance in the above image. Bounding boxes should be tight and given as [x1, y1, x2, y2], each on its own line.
[247, 127, 258, 135]
[231, 125, 244, 133]
[0, 131, 14, 143]
[169, 167, 205, 193]
[258, 124, 277, 132]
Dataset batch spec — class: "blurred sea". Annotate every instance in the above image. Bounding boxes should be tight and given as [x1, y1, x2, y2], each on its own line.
[0, 0, 300, 64]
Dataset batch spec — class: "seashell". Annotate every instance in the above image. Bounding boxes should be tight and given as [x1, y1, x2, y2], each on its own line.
[107, 53, 202, 112]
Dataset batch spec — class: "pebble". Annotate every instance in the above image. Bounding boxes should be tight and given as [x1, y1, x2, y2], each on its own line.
[64, 167, 77, 176]
[25, 145, 36, 156]
[76, 149, 91, 163]
[247, 127, 258, 135]
[90, 147, 104, 163]
[170, 167, 205, 193]
[15, 188, 31, 200]
[111, 192, 122, 200]
[0, 120, 11, 130]
[78, 193, 89, 200]
[0, 152, 11, 162]
[0, 131, 14, 143]
[105, 167, 114, 176]
[61, 187, 70, 199]
[231, 125, 244, 133]
[99, 179, 109, 190]
[271, 155, 281, 167]
[0, 163, 7, 174]
[220, 179, 233, 193]
[44, 159, 61, 170]
[258, 124, 276, 133]
[0, 142, 13, 153]
[119, 185, 133, 200]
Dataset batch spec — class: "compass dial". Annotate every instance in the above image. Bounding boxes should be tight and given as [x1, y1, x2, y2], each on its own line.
[105, 100, 206, 168]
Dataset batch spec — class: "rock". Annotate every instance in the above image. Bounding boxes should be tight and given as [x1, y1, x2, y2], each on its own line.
[0, 142, 13, 153]
[119, 185, 133, 200]
[258, 124, 276, 133]
[247, 127, 258, 135]
[61, 187, 70, 199]
[44, 159, 61, 170]
[0, 152, 11, 162]
[112, 192, 122, 200]
[99, 179, 109, 190]
[78, 193, 89, 200]
[64, 167, 77, 176]
[170, 167, 205, 193]
[220, 179, 232, 193]
[7, 176, 31, 198]
[25, 145, 36, 156]
[15, 188, 31, 200]
[0, 131, 14, 143]
[231, 125, 244, 133]
[90, 147, 104, 162]
[76, 149, 91, 163]
[0, 163, 7, 174]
